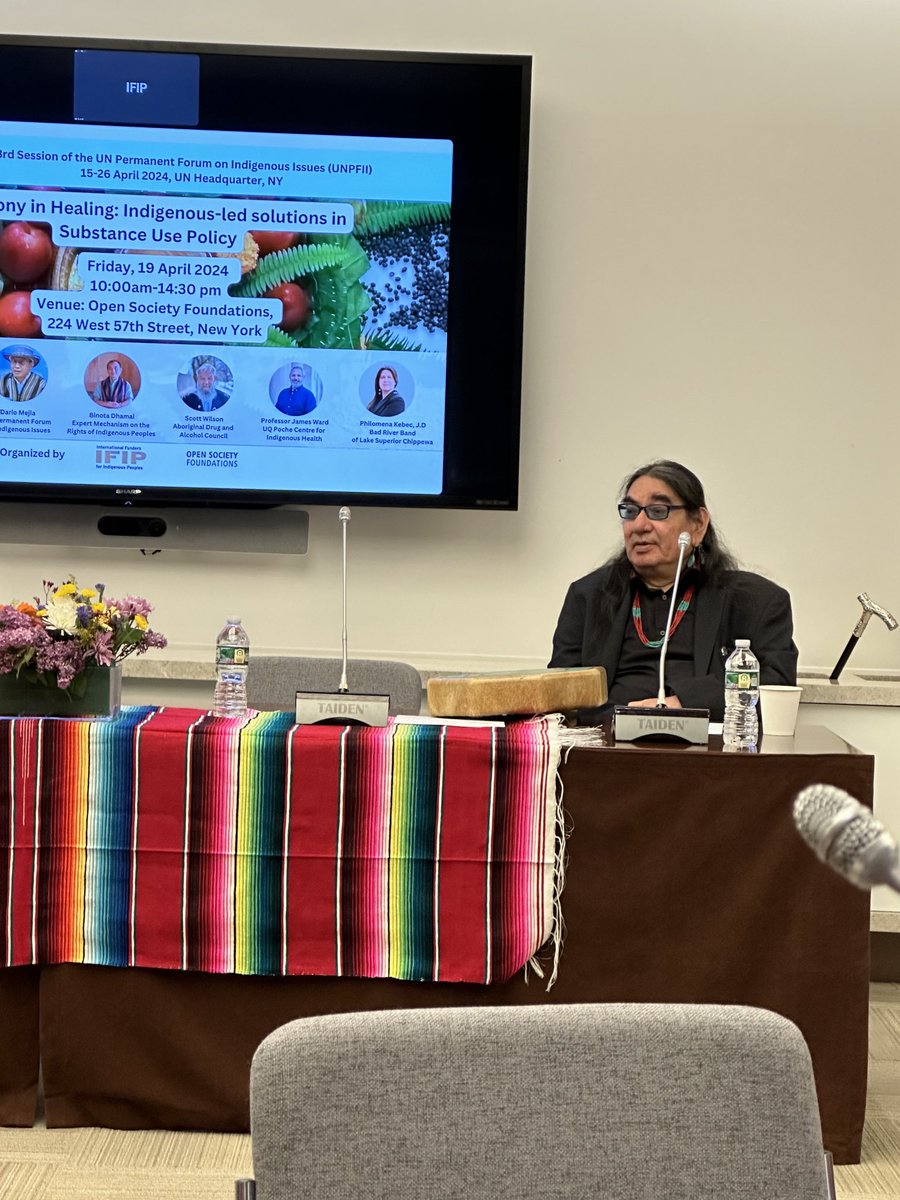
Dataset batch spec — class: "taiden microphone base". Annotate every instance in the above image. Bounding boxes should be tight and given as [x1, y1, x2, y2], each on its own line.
[613, 706, 710, 745]
[295, 691, 390, 727]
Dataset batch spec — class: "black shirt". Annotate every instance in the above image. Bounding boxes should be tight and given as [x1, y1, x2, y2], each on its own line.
[607, 570, 699, 707]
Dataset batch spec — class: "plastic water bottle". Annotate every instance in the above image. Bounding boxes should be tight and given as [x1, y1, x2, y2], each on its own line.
[723, 639, 759, 750]
[213, 617, 250, 718]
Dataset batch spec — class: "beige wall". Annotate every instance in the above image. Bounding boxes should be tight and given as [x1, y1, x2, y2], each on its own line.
[3, 1, 900, 673]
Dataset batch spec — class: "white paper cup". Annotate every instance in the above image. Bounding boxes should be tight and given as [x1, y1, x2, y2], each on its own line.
[759, 685, 803, 737]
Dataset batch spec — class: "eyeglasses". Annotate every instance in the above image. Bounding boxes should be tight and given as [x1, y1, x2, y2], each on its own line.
[617, 501, 689, 521]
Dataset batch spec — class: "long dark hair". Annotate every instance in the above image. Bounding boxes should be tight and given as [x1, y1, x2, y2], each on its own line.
[597, 460, 738, 624]
[371, 365, 398, 405]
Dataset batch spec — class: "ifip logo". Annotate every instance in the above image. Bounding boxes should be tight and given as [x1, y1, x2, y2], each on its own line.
[95, 448, 147, 466]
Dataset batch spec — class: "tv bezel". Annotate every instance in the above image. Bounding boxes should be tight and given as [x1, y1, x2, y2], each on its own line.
[0, 34, 530, 512]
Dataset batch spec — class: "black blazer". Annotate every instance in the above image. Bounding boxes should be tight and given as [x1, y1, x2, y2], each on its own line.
[549, 565, 798, 719]
[367, 390, 405, 417]
[183, 388, 230, 411]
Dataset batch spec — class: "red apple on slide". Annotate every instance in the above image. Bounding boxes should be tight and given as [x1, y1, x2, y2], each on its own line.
[264, 282, 311, 331]
[0, 291, 41, 337]
[0, 222, 55, 284]
[251, 230, 299, 256]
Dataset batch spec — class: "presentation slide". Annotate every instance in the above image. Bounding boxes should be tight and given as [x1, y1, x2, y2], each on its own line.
[0, 119, 452, 495]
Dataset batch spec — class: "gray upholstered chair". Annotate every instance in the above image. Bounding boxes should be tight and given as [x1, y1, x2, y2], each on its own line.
[237, 1003, 833, 1200]
[246, 656, 422, 717]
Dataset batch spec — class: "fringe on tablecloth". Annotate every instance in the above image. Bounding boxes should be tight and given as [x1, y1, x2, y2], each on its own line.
[524, 715, 605, 990]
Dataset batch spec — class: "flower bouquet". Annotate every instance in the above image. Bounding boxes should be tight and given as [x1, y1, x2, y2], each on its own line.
[0, 577, 167, 717]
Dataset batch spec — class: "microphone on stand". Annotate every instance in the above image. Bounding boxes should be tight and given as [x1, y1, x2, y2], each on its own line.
[656, 531, 692, 705]
[614, 531, 710, 745]
[293, 506, 390, 727]
[793, 783, 900, 893]
[338, 505, 351, 694]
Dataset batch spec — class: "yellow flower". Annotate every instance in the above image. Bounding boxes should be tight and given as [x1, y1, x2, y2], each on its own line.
[92, 604, 112, 629]
[134, 614, 149, 630]
[80, 588, 97, 600]
[54, 583, 78, 598]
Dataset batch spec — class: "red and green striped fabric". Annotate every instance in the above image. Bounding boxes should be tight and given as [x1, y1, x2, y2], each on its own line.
[0, 709, 560, 984]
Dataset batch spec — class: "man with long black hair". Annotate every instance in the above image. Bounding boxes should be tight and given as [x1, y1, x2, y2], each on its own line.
[549, 460, 797, 720]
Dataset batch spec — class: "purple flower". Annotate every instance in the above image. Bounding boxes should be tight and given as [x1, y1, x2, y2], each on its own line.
[0, 605, 38, 631]
[0, 606, 50, 674]
[113, 595, 152, 618]
[34, 640, 86, 690]
[90, 630, 116, 666]
[1, 581, 165, 692]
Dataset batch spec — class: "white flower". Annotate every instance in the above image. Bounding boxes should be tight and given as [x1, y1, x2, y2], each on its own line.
[43, 596, 79, 634]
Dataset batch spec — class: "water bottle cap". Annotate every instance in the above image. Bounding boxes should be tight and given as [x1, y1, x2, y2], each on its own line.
[735, 639, 751, 647]
[225, 616, 241, 624]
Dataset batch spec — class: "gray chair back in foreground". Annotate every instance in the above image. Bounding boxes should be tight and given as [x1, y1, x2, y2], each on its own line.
[239, 1003, 831, 1200]
[246, 655, 422, 717]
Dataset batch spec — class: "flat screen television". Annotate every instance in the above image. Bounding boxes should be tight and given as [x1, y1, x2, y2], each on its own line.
[0, 36, 530, 512]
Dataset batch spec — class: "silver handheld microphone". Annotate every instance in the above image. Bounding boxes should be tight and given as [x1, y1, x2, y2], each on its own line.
[657, 532, 692, 704]
[338, 506, 351, 693]
[793, 783, 900, 892]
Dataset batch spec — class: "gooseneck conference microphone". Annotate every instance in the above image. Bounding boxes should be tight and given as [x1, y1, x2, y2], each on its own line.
[293, 506, 390, 727]
[338, 505, 351, 694]
[793, 783, 900, 893]
[614, 530, 710, 744]
[656, 531, 692, 705]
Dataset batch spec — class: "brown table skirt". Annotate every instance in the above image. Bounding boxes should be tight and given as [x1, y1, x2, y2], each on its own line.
[0, 967, 40, 1126]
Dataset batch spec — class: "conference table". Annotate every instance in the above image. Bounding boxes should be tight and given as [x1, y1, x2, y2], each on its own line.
[0, 709, 873, 1164]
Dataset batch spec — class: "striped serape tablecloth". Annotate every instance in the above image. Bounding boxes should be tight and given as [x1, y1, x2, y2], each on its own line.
[0, 708, 564, 984]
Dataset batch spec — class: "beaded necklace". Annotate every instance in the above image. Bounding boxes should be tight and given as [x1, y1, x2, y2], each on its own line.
[631, 581, 696, 648]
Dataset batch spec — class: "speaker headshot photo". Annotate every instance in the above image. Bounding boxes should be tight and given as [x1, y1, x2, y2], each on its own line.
[0, 343, 47, 403]
[365, 364, 410, 418]
[272, 362, 319, 416]
[180, 358, 232, 412]
[84, 352, 140, 410]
